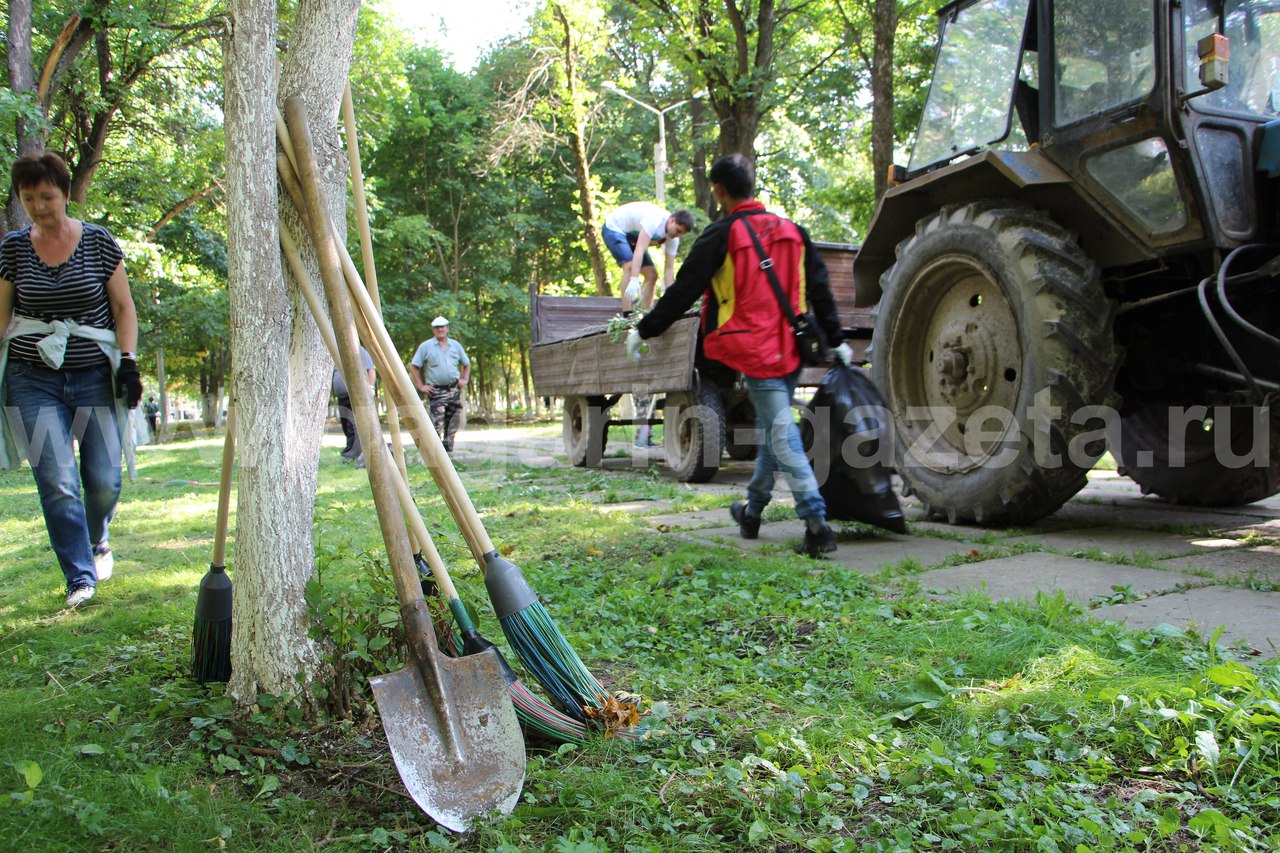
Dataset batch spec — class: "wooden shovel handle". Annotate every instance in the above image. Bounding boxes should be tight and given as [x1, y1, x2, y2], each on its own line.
[274, 122, 495, 565]
[278, 216, 463, 606]
[282, 96, 422, 613]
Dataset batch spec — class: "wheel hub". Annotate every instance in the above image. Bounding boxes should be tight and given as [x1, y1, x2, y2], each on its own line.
[891, 255, 1023, 471]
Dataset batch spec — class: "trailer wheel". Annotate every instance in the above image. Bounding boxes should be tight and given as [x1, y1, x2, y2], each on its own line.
[1114, 404, 1280, 506]
[663, 385, 725, 482]
[871, 200, 1118, 524]
[724, 393, 758, 461]
[563, 395, 608, 467]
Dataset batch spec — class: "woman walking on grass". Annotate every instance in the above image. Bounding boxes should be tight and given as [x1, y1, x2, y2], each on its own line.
[0, 152, 142, 609]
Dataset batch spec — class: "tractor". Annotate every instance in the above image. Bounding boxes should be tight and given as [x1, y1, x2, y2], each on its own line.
[855, 0, 1280, 524]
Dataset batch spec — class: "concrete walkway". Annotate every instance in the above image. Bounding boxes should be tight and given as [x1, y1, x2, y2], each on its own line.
[451, 425, 1280, 658]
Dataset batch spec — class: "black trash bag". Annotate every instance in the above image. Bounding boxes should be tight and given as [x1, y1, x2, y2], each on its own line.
[801, 364, 907, 534]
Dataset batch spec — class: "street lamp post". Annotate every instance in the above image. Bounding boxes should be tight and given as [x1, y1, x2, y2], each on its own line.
[603, 83, 696, 206]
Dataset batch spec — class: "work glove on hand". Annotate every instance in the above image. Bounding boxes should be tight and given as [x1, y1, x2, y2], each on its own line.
[625, 329, 647, 362]
[834, 342, 854, 367]
[116, 357, 143, 409]
[624, 277, 643, 307]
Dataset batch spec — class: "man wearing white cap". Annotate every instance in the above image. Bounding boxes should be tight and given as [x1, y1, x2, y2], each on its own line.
[410, 316, 471, 452]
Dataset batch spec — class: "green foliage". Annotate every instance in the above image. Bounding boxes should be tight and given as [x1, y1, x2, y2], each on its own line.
[305, 523, 409, 722]
[3, 429, 1280, 848]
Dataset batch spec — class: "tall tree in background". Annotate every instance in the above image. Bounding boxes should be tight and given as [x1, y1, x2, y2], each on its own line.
[550, 1, 610, 295]
[224, 0, 361, 710]
[624, 0, 842, 217]
[3, 1, 222, 225]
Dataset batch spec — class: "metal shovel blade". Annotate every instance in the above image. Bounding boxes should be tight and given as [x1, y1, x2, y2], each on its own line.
[370, 645, 525, 832]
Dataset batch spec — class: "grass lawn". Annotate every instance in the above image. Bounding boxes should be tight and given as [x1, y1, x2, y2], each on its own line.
[1, 423, 1278, 851]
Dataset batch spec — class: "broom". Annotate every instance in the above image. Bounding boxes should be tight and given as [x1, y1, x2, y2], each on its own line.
[191, 405, 236, 683]
[278, 208, 610, 742]
[277, 107, 617, 724]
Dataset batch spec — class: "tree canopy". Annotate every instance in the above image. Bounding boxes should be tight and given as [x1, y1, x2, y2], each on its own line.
[3, 0, 939, 417]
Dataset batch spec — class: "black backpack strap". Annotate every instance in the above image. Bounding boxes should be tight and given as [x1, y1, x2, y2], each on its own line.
[738, 214, 803, 334]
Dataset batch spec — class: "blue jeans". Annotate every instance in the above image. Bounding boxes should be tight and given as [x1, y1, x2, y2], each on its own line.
[4, 359, 121, 591]
[745, 372, 826, 522]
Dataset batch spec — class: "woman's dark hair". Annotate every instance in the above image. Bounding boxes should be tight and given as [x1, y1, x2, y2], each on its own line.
[671, 210, 695, 231]
[11, 151, 72, 197]
[708, 154, 755, 199]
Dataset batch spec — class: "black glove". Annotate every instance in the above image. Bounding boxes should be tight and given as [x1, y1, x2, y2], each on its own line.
[116, 357, 143, 409]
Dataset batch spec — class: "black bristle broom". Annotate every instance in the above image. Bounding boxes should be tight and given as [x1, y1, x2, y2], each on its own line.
[192, 405, 236, 683]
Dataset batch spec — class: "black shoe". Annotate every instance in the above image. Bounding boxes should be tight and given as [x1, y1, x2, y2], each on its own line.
[794, 523, 837, 558]
[730, 501, 760, 539]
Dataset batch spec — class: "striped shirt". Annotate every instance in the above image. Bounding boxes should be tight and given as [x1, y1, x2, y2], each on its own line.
[1, 223, 124, 369]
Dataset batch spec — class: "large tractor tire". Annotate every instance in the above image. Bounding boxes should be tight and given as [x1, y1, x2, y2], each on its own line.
[663, 384, 725, 483]
[563, 395, 608, 467]
[871, 200, 1119, 525]
[1113, 403, 1280, 506]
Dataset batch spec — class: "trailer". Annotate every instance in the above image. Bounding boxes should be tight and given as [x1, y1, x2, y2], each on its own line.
[529, 243, 869, 482]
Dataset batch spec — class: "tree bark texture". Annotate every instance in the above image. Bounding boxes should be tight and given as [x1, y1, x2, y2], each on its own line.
[224, 0, 361, 709]
[870, 0, 897, 202]
[552, 4, 611, 295]
[5, 0, 35, 230]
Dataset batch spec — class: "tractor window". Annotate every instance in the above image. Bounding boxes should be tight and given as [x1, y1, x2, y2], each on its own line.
[908, 0, 1031, 172]
[1186, 0, 1280, 116]
[1054, 0, 1157, 125]
[1085, 138, 1189, 234]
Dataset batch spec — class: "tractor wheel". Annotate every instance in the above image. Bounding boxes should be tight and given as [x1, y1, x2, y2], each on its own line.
[723, 393, 758, 461]
[663, 384, 725, 483]
[1113, 404, 1280, 506]
[563, 395, 608, 467]
[871, 200, 1119, 525]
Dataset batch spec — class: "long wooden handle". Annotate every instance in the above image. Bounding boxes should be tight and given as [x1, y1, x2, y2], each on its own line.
[341, 84, 414, 493]
[210, 404, 236, 567]
[282, 96, 423, 614]
[279, 215, 464, 606]
[274, 123, 495, 564]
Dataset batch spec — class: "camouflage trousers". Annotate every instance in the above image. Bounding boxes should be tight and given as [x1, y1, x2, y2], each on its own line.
[427, 385, 463, 452]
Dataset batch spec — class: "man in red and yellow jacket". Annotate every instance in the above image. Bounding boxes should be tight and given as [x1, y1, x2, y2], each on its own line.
[630, 153, 852, 557]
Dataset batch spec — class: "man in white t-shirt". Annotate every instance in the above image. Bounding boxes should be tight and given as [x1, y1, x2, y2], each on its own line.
[601, 202, 694, 311]
[410, 316, 471, 453]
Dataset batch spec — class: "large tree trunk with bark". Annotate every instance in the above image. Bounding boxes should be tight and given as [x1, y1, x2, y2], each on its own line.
[224, 0, 361, 710]
[552, 4, 611, 295]
[870, 0, 897, 202]
[5, 0, 36, 231]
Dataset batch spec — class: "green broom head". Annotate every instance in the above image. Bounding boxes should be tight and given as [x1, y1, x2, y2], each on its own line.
[192, 563, 233, 684]
[483, 549, 607, 720]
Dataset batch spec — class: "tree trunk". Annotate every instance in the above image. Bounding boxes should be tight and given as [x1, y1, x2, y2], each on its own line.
[224, 0, 361, 710]
[870, 0, 897, 202]
[552, 4, 611, 295]
[5, 0, 36, 230]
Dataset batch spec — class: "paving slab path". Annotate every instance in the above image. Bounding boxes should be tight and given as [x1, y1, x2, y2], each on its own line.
[454, 424, 1280, 658]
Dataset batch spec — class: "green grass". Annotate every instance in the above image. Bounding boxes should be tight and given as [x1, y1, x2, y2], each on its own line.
[2, 427, 1279, 851]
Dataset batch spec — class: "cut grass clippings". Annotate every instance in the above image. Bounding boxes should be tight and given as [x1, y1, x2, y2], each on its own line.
[1, 424, 1278, 851]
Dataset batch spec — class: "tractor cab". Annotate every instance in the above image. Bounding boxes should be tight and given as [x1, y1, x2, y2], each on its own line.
[853, 0, 1280, 525]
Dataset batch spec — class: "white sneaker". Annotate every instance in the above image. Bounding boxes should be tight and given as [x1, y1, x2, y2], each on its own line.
[65, 585, 96, 608]
[93, 547, 114, 582]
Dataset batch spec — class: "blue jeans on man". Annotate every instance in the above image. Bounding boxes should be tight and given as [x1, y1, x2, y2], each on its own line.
[732, 371, 837, 557]
[743, 372, 826, 520]
[4, 360, 121, 592]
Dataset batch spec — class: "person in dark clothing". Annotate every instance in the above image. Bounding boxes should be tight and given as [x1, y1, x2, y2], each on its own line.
[333, 345, 375, 466]
[627, 154, 853, 557]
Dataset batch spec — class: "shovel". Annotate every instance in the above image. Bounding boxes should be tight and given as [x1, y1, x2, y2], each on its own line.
[283, 96, 524, 831]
